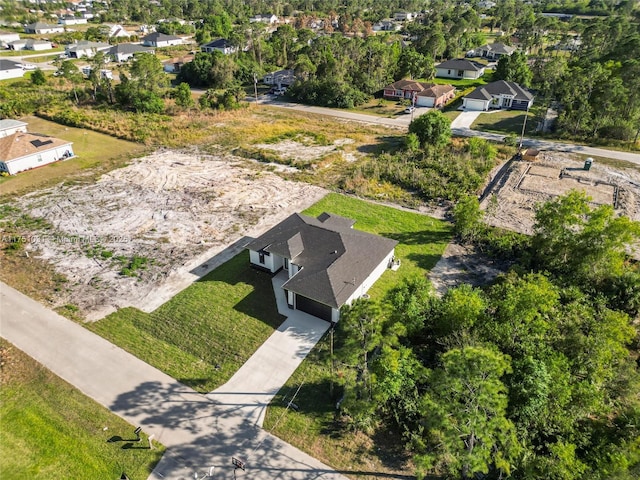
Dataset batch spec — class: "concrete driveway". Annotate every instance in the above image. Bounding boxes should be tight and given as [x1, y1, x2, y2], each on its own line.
[0, 280, 344, 479]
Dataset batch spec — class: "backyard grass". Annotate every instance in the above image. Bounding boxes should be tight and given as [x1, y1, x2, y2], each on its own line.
[0, 115, 146, 197]
[0, 339, 164, 480]
[89, 251, 286, 393]
[263, 193, 452, 479]
[470, 109, 538, 136]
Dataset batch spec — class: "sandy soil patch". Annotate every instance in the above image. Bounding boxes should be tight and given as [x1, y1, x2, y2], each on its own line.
[17, 149, 327, 320]
[254, 138, 357, 164]
[481, 152, 640, 235]
[428, 242, 510, 296]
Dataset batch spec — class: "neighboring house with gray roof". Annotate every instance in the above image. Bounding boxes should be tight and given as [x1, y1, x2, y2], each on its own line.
[65, 40, 111, 59]
[108, 43, 155, 62]
[0, 59, 25, 81]
[0, 31, 20, 48]
[435, 58, 486, 79]
[475, 42, 517, 59]
[462, 80, 534, 111]
[23, 22, 64, 34]
[142, 32, 182, 48]
[0, 119, 27, 137]
[246, 212, 398, 322]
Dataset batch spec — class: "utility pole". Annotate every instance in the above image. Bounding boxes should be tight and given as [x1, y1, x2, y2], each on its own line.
[253, 73, 258, 105]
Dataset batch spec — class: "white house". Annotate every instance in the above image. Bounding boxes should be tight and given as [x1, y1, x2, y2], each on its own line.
[0, 59, 25, 80]
[0, 31, 20, 48]
[393, 12, 415, 21]
[65, 40, 111, 58]
[24, 22, 64, 34]
[106, 24, 134, 39]
[23, 39, 53, 51]
[107, 43, 155, 62]
[250, 14, 278, 24]
[59, 15, 88, 26]
[474, 42, 517, 59]
[246, 212, 398, 323]
[462, 80, 534, 111]
[435, 58, 486, 79]
[0, 131, 74, 175]
[0, 119, 27, 137]
[263, 69, 295, 86]
[201, 38, 237, 54]
[142, 32, 182, 48]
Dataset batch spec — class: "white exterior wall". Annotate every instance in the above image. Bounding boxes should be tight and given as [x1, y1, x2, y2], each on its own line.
[5, 145, 73, 175]
[344, 249, 395, 307]
[463, 69, 483, 79]
[0, 67, 24, 81]
[249, 250, 284, 273]
[0, 125, 27, 137]
[30, 42, 52, 51]
[158, 39, 182, 47]
[0, 33, 20, 47]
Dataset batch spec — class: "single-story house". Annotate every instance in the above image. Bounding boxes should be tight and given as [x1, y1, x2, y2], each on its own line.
[59, 15, 87, 26]
[475, 42, 517, 59]
[250, 14, 278, 24]
[142, 32, 182, 48]
[162, 54, 194, 73]
[66, 40, 111, 59]
[23, 39, 53, 51]
[393, 12, 415, 21]
[246, 212, 398, 322]
[201, 38, 237, 55]
[0, 131, 74, 175]
[462, 80, 534, 111]
[24, 22, 64, 34]
[263, 69, 295, 86]
[106, 24, 135, 38]
[107, 43, 155, 62]
[372, 19, 402, 32]
[0, 119, 27, 137]
[435, 58, 486, 79]
[0, 59, 25, 80]
[0, 31, 20, 48]
[383, 79, 456, 107]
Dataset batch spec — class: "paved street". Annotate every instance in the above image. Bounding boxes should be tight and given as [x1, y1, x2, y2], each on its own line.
[0, 281, 346, 480]
[256, 97, 640, 166]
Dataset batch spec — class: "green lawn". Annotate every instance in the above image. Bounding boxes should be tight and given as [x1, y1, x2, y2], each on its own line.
[0, 115, 146, 197]
[89, 252, 286, 393]
[264, 193, 452, 478]
[0, 339, 164, 480]
[470, 109, 538, 136]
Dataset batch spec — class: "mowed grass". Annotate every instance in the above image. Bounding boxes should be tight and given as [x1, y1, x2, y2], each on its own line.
[0, 115, 146, 197]
[263, 194, 452, 478]
[470, 109, 537, 136]
[303, 193, 452, 299]
[0, 339, 164, 480]
[89, 252, 285, 393]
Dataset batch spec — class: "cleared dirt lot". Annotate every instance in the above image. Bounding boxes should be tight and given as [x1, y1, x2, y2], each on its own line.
[14, 149, 326, 320]
[481, 152, 640, 234]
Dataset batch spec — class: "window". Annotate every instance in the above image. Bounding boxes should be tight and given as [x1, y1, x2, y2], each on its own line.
[37, 155, 43, 163]
[284, 258, 289, 270]
[258, 250, 270, 264]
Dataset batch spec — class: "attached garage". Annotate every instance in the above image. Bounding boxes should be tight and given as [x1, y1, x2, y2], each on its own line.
[416, 95, 434, 107]
[295, 294, 332, 322]
[463, 98, 489, 111]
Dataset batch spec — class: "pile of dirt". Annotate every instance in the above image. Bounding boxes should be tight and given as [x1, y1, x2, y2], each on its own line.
[17, 149, 327, 319]
[253, 138, 357, 164]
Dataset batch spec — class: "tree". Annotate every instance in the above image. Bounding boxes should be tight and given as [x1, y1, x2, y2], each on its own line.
[30, 68, 46, 86]
[57, 60, 83, 104]
[398, 48, 432, 80]
[414, 347, 520, 479]
[173, 82, 194, 108]
[453, 195, 485, 243]
[128, 52, 168, 94]
[408, 110, 451, 148]
[493, 51, 532, 87]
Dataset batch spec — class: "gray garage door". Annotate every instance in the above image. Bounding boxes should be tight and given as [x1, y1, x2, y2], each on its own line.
[296, 295, 332, 322]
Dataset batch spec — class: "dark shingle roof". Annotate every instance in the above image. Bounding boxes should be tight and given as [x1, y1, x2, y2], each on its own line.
[246, 213, 397, 309]
[480, 42, 517, 55]
[143, 32, 180, 42]
[203, 38, 233, 49]
[466, 80, 533, 101]
[108, 43, 153, 55]
[436, 58, 486, 71]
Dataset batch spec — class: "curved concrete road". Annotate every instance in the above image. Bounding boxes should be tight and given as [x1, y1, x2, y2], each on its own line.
[0, 281, 347, 480]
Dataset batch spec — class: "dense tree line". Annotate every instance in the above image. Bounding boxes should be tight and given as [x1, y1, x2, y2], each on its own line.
[334, 191, 640, 479]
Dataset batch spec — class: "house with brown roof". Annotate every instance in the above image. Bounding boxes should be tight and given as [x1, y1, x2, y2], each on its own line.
[246, 212, 398, 322]
[0, 121, 74, 175]
[383, 80, 455, 108]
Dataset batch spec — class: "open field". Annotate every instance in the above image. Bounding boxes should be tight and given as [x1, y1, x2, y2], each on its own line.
[0, 339, 164, 479]
[263, 194, 451, 479]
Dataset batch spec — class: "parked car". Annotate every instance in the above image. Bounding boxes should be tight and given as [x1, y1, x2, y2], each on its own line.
[404, 106, 415, 114]
[271, 87, 287, 96]
[22, 64, 37, 71]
